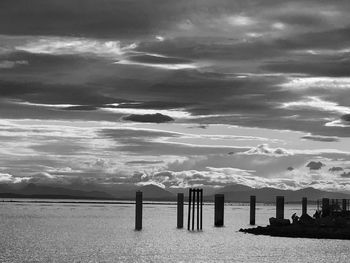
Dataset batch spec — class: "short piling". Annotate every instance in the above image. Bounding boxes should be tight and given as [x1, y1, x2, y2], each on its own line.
[250, 195, 256, 225]
[187, 189, 192, 230]
[276, 196, 284, 220]
[302, 197, 307, 215]
[177, 193, 184, 228]
[135, 191, 143, 231]
[322, 198, 330, 217]
[214, 194, 224, 227]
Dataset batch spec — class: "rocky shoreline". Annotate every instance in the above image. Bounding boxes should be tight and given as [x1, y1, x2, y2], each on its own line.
[239, 208, 350, 240]
[240, 224, 350, 240]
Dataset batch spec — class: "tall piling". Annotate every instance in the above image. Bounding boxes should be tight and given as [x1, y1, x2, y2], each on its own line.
[302, 197, 307, 215]
[196, 189, 200, 230]
[192, 188, 195, 230]
[214, 194, 224, 227]
[187, 189, 192, 230]
[322, 198, 330, 217]
[135, 191, 143, 231]
[250, 195, 256, 225]
[177, 193, 184, 228]
[276, 196, 284, 220]
[200, 189, 203, 230]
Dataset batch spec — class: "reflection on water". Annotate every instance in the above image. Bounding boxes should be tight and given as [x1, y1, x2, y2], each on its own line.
[0, 200, 349, 262]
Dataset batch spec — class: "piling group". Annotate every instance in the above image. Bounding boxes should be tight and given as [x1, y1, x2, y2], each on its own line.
[187, 188, 203, 230]
[134, 190, 349, 231]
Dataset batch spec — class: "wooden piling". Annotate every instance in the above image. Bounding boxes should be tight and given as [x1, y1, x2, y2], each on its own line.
[250, 195, 256, 225]
[214, 194, 224, 227]
[200, 189, 203, 230]
[276, 196, 284, 220]
[192, 188, 195, 230]
[187, 189, 192, 230]
[342, 199, 347, 212]
[302, 197, 307, 215]
[135, 191, 142, 231]
[196, 189, 200, 230]
[322, 198, 330, 217]
[177, 193, 184, 228]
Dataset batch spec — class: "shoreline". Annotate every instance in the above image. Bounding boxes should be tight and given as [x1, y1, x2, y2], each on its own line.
[239, 225, 350, 240]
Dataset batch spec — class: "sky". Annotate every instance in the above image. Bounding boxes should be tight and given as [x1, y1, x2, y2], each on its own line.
[1, 0, 350, 192]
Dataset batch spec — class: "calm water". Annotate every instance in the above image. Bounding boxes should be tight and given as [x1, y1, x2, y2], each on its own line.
[0, 200, 349, 263]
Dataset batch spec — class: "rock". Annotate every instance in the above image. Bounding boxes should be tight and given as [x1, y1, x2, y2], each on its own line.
[299, 213, 316, 226]
[269, 217, 291, 226]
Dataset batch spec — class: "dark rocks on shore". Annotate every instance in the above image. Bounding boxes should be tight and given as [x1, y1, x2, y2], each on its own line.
[239, 224, 350, 240]
[240, 216, 350, 240]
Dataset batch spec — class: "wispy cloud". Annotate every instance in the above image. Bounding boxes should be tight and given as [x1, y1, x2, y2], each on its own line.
[280, 96, 350, 115]
[15, 37, 137, 58]
[0, 60, 28, 69]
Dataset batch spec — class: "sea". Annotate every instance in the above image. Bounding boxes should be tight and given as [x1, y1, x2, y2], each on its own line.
[0, 199, 349, 263]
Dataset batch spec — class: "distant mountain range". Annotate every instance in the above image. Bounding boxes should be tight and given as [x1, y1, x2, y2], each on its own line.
[1, 183, 349, 202]
[216, 185, 350, 202]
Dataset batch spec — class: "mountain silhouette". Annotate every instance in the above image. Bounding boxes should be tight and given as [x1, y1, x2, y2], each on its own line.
[1, 182, 349, 202]
[0, 183, 114, 200]
[216, 184, 350, 202]
[137, 184, 175, 200]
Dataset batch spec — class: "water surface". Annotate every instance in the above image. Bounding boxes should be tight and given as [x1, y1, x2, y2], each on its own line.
[0, 200, 349, 262]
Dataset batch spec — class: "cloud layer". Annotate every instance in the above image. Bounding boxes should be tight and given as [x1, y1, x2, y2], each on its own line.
[1, 0, 350, 192]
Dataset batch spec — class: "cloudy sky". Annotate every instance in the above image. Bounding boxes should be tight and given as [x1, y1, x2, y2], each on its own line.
[1, 0, 350, 192]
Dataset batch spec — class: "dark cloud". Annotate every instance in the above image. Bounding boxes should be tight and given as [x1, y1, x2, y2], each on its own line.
[274, 27, 350, 51]
[306, 161, 325, 170]
[341, 114, 350, 122]
[64, 105, 98, 111]
[329, 167, 344, 172]
[340, 172, 350, 178]
[128, 54, 192, 65]
[0, 0, 261, 39]
[123, 113, 174, 123]
[0, 80, 116, 105]
[262, 58, 350, 77]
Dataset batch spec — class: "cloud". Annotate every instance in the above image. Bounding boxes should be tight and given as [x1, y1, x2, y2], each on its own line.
[0, 60, 28, 69]
[126, 160, 164, 165]
[123, 113, 174, 123]
[115, 60, 198, 70]
[226, 15, 255, 26]
[280, 77, 350, 90]
[3, 0, 350, 194]
[341, 114, 350, 122]
[340, 172, 350, 178]
[329, 166, 343, 172]
[16, 37, 137, 58]
[240, 144, 292, 156]
[135, 167, 256, 188]
[0, 173, 16, 183]
[0, 173, 28, 183]
[123, 54, 196, 69]
[280, 96, 350, 115]
[306, 161, 325, 170]
[301, 134, 339, 142]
